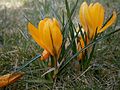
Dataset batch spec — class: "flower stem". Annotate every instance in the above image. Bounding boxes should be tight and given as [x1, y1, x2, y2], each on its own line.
[15, 54, 41, 72]
[53, 55, 58, 79]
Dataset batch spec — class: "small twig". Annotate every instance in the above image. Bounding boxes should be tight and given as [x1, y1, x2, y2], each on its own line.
[74, 65, 92, 81]
[41, 68, 55, 77]
[17, 24, 28, 41]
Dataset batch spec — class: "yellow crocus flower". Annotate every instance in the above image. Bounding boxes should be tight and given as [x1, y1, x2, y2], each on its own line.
[28, 18, 62, 60]
[0, 72, 24, 87]
[77, 2, 117, 61]
[79, 2, 117, 39]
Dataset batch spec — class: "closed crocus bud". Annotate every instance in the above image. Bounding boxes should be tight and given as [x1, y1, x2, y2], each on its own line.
[0, 72, 24, 87]
[28, 18, 62, 60]
[79, 2, 117, 40]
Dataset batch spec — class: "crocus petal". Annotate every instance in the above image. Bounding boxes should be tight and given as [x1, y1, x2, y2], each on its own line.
[99, 11, 117, 33]
[50, 18, 62, 55]
[53, 18, 60, 29]
[79, 2, 89, 32]
[77, 36, 85, 61]
[88, 2, 105, 37]
[41, 19, 54, 56]
[92, 3, 102, 28]
[0, 72, 24, 87]
[28, 23, 47, 51]
[38, 18, 49, 30]
[40, 50, 50, 60]
[80, 2, 94, 39]
[89, 3, 104, 30]
[97, 4, 104, 30]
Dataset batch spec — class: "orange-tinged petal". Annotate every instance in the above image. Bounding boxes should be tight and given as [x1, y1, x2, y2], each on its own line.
[0, 74, 11, 87]
[28, 22, 47, 50]
[53, 18, 60, 29]
[89, 3, 105, 37]
[42, 20, 54, 56]
[80, 2, 94, 39]
[92, 3, 102, 27]
[0, 72, 24, 87]
[77, 35, 92, 61]
[89, 3, 104, 30]
[84, 4, 92, 30]
[89, 3, 93, 7]
[50, 19, 62, 55]
[38, 18, 49, 30]
[99, 11, 117, 33]
[79, 2, 88, 31]
[97, 4, 104, 30]
[81, 2, 105, 39]
[77, 36, 85, 61]
[88, 3, 96, 29]
[40, 50, 50, 60]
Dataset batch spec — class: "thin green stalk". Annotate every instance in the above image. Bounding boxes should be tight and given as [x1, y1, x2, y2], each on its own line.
[15, 54, 41, 72]
[65, 0, 77, 54]
[53, 55, 58, 79]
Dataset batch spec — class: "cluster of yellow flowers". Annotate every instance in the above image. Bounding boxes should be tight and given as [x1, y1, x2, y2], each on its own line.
[0, 2, 116, 87]
[28, 2, 116, 61]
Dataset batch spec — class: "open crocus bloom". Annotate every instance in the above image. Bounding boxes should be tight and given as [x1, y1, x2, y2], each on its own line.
[28, 18, 62, 60]
[79, 2, 117, 39]
[77, 2, 117, 61]
[0, 72, 24, 87]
